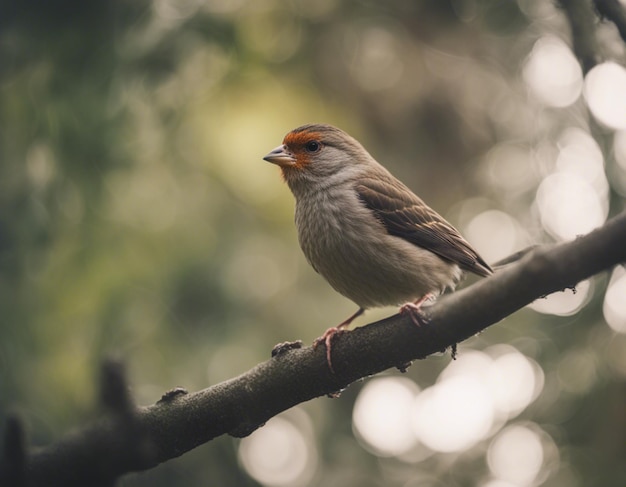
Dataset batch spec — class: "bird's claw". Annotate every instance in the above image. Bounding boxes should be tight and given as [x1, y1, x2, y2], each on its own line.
[400, 294, 434, 327]
[400, 302, 428, 327]
[313, 327, 348, 373]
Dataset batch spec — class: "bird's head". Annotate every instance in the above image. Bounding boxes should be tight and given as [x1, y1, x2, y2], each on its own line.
[263, 124, 376, 190]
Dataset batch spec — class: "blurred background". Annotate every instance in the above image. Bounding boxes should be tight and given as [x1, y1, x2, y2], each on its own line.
[1, 0, 626, 485]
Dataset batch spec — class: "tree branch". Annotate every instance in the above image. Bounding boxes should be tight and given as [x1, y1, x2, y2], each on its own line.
[594, 0, 626, 44]
[559, 0, 599, 73]
[4, 211, 626, 487]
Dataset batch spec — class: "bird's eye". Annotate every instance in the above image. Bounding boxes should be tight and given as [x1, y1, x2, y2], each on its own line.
[305, 140, 321, 152]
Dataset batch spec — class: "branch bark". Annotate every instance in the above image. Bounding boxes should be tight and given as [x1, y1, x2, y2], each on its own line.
[559, 0, 599, 73]
[594, 0, 626, 44]
[4, 211, 626, 487]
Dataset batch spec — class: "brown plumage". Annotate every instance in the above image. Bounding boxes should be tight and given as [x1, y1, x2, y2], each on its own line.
[355, 177, 492, 278]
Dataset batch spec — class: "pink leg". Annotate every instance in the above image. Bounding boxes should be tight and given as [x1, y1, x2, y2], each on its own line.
[313, 307, 364, 372]
[400, 293, 435, 327]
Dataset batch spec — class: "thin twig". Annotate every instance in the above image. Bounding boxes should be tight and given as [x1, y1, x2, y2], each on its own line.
[594, 0, 626, 43]
[559, 0, 599, 72]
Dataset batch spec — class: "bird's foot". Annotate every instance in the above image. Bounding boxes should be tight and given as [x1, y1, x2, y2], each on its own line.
[313, 327, 348, 373]
[400, 303, 426, 327]
[313, 307, 364, 373]
[400, 294, 434, 327]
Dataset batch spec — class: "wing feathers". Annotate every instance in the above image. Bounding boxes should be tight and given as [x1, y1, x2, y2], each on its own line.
[356, 178, 492, 277]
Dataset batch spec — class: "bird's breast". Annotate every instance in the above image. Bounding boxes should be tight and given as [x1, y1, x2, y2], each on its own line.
[293, 186, 462, 308]
[295, 188, 363, 269]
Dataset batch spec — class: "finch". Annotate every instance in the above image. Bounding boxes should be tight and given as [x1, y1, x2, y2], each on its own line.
[263, 124, 492, 370]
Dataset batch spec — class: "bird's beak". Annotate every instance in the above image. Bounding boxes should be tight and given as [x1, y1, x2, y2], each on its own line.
[263, 144, 296, 167]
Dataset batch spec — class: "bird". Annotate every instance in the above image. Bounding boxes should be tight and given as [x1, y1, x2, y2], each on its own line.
[262, 123, 492, 371]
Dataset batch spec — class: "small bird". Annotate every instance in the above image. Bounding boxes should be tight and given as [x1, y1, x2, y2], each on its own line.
[263, 124, 492, 370]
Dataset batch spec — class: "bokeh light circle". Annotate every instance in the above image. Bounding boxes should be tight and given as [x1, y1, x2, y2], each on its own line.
[466, 210, 520, 263]
[523, 36, 582, 107]
[584, 62, 626, 130]
[603, 266, 626, 333]
[536, 173, 606, 241]
[352, 377, 420, 456]
[529, 280, 591, 316]
[556, 127, 608, 196]
[487, 347, 544, 418]
[481, 481, 518, 487]
[487, 424, 547, 486]
[615, 131, 626, 169]
[239, 416, 317, 487]
[412, 374, 494, 452]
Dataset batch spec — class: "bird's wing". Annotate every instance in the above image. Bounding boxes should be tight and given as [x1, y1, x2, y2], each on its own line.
[355, 177, 492, 277]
